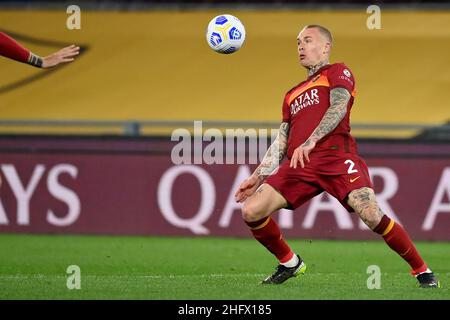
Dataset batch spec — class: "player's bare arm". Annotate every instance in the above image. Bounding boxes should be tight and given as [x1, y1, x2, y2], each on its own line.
[290, 87, 351, 168]
[234, 122, 289, 203]
[26, 45, 79, 68]
[41, 45, 80, 68]
[255, 122, 289, 178]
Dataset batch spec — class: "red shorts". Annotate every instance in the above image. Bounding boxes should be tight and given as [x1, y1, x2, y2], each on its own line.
[265, 151, 373, 212]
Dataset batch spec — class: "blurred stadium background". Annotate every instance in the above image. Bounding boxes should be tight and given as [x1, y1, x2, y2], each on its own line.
[0, 0, 449, 300]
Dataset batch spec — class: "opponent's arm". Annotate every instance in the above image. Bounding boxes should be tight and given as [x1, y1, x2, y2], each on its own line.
[290, 87, 351, 168]
[0, 32, 31, 64]
[235, 122, 289, 202]
[0, 32, 79, 68]
[41, 45, 80, 68]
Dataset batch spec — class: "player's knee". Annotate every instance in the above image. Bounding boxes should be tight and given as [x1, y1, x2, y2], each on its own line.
[358, 207, 383, 230]
[241, 201, 265, 222]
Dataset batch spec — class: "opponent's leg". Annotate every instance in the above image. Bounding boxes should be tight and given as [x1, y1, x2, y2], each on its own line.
[348, 187, 439, 288]
[242, 183, 306, 284]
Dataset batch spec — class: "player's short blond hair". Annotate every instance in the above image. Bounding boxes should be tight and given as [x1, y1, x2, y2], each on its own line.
[303, 25, 333, 45]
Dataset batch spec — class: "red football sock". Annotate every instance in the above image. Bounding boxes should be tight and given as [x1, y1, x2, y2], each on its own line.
[374, 215, 427, 275]
[245, 216, 293, 263]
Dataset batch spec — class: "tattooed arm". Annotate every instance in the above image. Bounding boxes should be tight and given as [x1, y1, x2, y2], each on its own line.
[290, 87, 351, 169]
[308, 87, 350, 143]
[234, 122, 289, 202]
[254, 122, 289, 180]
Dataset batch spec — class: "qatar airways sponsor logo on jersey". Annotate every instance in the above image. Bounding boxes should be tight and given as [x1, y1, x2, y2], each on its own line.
[290, 88, 320, 116]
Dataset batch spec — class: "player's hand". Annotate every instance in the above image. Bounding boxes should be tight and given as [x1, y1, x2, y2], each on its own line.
[234, 175, 262, 203]
[42, 45, 80, 68]
[290, 139, 316, 169]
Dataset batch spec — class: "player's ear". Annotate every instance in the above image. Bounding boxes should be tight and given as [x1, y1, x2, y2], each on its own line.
[323, 42, 331, 55]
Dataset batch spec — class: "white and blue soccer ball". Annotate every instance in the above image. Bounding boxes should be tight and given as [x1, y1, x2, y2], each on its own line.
[206, 14, 246, 54]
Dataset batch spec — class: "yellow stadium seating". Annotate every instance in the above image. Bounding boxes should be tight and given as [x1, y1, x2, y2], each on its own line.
[1, 9, 449, 137]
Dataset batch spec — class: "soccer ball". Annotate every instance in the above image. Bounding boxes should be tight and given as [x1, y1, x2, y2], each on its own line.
[206, 14, 246, 54]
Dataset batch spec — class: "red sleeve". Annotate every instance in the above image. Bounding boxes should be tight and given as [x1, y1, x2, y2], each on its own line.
[327, 63, 355, 94]
[282, 95, 290, 123]
[0, 32, 30, 63]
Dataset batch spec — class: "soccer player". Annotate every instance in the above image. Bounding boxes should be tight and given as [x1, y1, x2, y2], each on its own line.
[0, 31, 79, 68]
[235, 25, 439, 288]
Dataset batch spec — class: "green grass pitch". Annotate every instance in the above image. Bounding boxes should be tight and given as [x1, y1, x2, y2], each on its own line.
[0, 234, 448, 300]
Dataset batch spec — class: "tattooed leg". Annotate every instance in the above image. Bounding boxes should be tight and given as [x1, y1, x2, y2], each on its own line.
[347, 187, 384, 230]
[348, 189, 434, 279]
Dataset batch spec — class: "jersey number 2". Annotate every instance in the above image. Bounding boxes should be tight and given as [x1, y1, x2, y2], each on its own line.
[344, 160, 358, 174]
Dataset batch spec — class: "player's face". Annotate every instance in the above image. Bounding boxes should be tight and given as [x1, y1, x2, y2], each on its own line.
[297, 28, 329, 68]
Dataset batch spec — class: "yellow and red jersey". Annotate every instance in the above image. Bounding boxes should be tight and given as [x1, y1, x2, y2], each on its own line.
[282, 63, 357, 158]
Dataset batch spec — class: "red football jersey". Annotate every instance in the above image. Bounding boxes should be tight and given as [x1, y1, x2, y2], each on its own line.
[282, 63, 357, 158]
